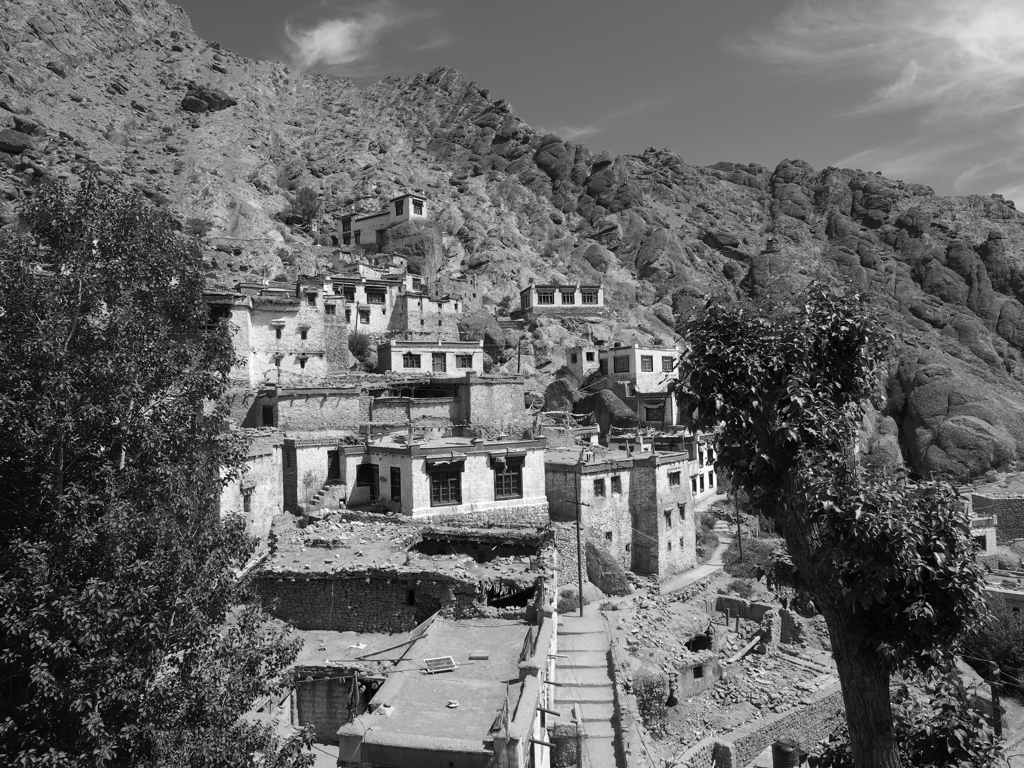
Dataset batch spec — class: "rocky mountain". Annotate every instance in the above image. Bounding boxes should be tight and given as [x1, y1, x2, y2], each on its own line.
[5, 0, 1024, 482]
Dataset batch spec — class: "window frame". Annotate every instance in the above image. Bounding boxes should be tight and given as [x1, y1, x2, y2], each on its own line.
[365, 288, 386, 305]
[536, 289, 555, 305]
[662, 356, 675, 373]
[395, 200, 404, 217]
[560, 290, 576, 305]
[593, 478, 606, 498]
[390, 466, 402, 502]
[325, 303, 336, 315]
[581, 289, 599, 305]
[613, 356, 630, 373]
[430, 470, 462, 507]
[402, 352, 421, 369]
[455, 354, 474, 369]
[358, 309, 370, 324]
[640, 355, 654, 372]
[413, 200, 423, 215]
[611, 475, 622, 495]
[668, 471, 681, 486]
[492, 458, 523, 500]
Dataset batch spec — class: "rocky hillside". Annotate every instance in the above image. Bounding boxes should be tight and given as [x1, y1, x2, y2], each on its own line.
[5, 0, 1024, 481]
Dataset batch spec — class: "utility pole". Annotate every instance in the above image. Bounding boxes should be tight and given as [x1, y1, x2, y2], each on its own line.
[734, 489, 743, 563]
[576, 448, 586, 618]
[990, 662, 1003, 739]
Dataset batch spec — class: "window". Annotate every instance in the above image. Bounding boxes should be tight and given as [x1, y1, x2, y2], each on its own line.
[669, 471, 681, 486]
[645, 406, 665, 422]
[430, 471, 462, 506]
[662, 356, 675, 373]
[356, 464, 379, 501]
[560, 290, 576, 304]
[342, 218, 351, 232]
[432, 353, 447, 373]
[693, 665, 704, 680]
[325, 304, 336, 315]
[710, 471, 716, 488]
[343, 286, 355, 302]
[581, 289, 599, 304]
[586, 351, 595, 362]
[678, 502, 687, 519]
[664, 509, 672, 528]
[611, 475, 622, 495]
[599, 359, 607, 375]
[300, 329, 307, 340]
[455, 354, 474, 368]
[390, 467, 402, 502]
[640, 355, 654, 372]
[691, 476, 699, 494]
[402, 353, 421, 369]
[345, 309, 352, 322]
[306, 293, 316, 306]
[298, 357, 306, 370]
[413, 199, 423, 215]
[570, 353, 578, 364]
[366, 288, 386, 304]
[274, 355, 283, 368]
[262, 405, 274, 427]
[536, 289, 555, 305]
[412, 277, 423, 291]
[342, 234, 351, 245]
[605, 531, 613, 542]
[593, 478, 606, 497]
[699, 474, 706, 493]
[395, 200, 404, 217]
[275, 327, 282, 340]
[354, 231, 361, 244]
[405, 589, 415, 606]
[358, 309, 370, 324]
[613, 356, 629, 373]
[493, 457, 523, 499]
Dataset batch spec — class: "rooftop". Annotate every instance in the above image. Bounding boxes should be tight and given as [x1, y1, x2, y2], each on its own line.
[265, 513, 549, 583]
[338, 617, 528, 750]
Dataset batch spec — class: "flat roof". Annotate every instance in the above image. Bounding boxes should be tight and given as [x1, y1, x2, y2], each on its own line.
[382, 340, 483, 350]
[599, 345, 680, 355]
[340, 618, 528, 749]
[265, 513, 548, 581]
[545, 446, 690, 471]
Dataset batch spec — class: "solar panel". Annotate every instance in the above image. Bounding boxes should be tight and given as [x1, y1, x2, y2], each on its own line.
[423, 655, 458, 674]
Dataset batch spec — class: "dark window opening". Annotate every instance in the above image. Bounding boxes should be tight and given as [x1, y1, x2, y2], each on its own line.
[430, 470, 461, 506]
[693, 665, 704, 679]
[645, 407, 665, 422]
[486, 583, 536, 608]
[395, 200, 404, 217]
[405, 589, 415, 606]
[274, 355, 283, 368]
[327, 450, 341, 481]
[366, 289, 386, 305]
[586, 351, 595, 362]
[678, 502, 687, 519]
[605, 531, 613, 542]
[413, 200, 423, 215]
[306, 293, 316, 306]
[599, 360, 607, 375]
[593, 478, 606, 498]
[343, 234, 351, 245]
[493, 456, 524, 500]
[342, 218, 351, 232]
[343, 286, 356, 302]
[456, 354, 474, 368]
[354, 231, 361, 244]
[325, 304, 336, 315]
[560, 291, 575, 304]
[432, 352, 447, 373]
[345, 309, 352, 322]
[973, 535, 987, 550]
[275, 327, 282, 339]
[611, 475, 622, 494]
[358, 309, 370, 324]
[298, 357, 306, 370]
[669, 471, 681, 486]
[208, 305, 230, 324]
[581, 289, 599, 305]
[242, 492, 252, 515]
[662, 356, 675, 372]
[570, 353, 578, 364]
[300, 329, 308, 340]
[390, 466, 401, 502]
[402, 353, 421, 369]
[262, 405, 274, 427]
[664, 509, 672, 528]
[613, 356, 629, 373]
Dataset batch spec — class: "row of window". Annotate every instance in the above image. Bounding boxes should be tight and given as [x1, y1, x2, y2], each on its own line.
[401, 352, 475, 371]
[591, 469, 683, 499]
[599, 355, 676, 375]
[370, 461, 522, 507]
[691, 472, 716, 495]
[535, 289, 600, 305]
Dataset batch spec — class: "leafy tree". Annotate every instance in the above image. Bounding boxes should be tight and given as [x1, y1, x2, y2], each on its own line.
[289, 186, 320, 225]
[0, 173, 312, 767]
[183, 215, 213, 238]
[961, 594, 1024, 696]
[677, 286, 988, 768]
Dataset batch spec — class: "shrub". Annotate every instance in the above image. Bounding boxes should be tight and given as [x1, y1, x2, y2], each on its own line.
[632, 669, 667, 733]
[289, 186, 320, 224]
[184, 216, 213, 237]
[696, 512, 718, 563]
[960, 595, 1024, 695]
[727, 578, 755, 600]
[348, 330, 373, 367]
[722, 536, 783, 580]
[557, 587, 589, 614]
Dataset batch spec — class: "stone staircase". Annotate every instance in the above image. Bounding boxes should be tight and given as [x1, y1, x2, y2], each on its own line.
[307, 480, 347, 511]
[554, 609, 620, 768]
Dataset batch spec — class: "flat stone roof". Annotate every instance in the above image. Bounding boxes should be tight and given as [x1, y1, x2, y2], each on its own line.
[265, 513, 548, 583]
[545, 446, 690, 470]
[340, 618, 528, 749]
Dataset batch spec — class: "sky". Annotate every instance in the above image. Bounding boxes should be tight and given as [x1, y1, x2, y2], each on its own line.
[174, 0, 1024, 202]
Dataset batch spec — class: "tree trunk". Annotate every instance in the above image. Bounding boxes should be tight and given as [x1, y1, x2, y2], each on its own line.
[820, 602, 902, 768]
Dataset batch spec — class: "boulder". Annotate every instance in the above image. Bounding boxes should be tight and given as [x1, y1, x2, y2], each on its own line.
[0, 128, 34, 154]
[586, 539, 631, 596]
[180, 85, 237, 113]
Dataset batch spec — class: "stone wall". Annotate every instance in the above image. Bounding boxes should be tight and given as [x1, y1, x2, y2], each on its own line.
[713, 596, 774, 623]
[220, 434, 282, 539]
[464, 378, 530, 435]
[972, 493, 1024, 543]
[718, 684, 845, 768]
[295, 674, 355, 744]
[672, 737, 717, 768]
[260, 574, 475, 632]
[553, 521, 587, 589]
[273, 389, 370, 432]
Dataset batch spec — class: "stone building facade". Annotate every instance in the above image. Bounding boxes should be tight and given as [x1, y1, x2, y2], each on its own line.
[598, 344, 681, 429]
[337, 192, 427, 249]
[377, 339, 484, 376]
[219, 430, 283, 539]
[519, 281, 604, 313]
[544, 448, 697, 580]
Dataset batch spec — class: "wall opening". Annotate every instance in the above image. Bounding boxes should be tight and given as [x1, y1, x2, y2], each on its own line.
[693, 664, 704, 679]
[486, 584, 536, 608]
[685, 629, 714, 652]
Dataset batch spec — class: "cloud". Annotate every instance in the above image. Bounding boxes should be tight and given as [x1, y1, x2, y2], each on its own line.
[538, 99, 668, 143]
[751, 0, 1024, 199]
[285, 12, 389, 71]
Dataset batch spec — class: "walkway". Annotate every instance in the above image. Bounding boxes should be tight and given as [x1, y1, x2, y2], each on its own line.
[660, 518, 734, 595]
[554, 603, 620, 768]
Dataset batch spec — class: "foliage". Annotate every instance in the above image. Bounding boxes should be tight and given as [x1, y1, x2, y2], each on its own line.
[960, 595, 1024, 696]
[814, 666, 1002, 768]
[726, 578, 755, 600]
[0, 173, 312, 768]
[677, 284, 989, 768]
[632, 669, 667, 733]
[696, 512, 719, 563]
[289, 186, 320, 224]
[348, 329, 373, 367]
[183, 216, 213, 237]
[722, 536, 782, 580]
[557, 587, 590, 613]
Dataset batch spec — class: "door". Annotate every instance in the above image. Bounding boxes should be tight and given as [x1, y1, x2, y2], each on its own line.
[355, 464, 379, 501]
[432, 353, 447, 373]
[327, 450, 341, 481]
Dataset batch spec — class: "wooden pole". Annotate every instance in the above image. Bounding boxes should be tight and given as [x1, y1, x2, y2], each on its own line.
[990, 663, 1003, 739]
[735, 490, 743, 563]
[576, 459, 585, 618]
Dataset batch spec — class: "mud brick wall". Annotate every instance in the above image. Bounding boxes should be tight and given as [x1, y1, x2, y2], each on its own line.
[295, 674, 354, 745]
[425, 502, 549, 528]
[674, 737, 717, 768]
[276, 390, 370, 431]
[259, 574, 475, 632]
[972, 493, 1024, 543]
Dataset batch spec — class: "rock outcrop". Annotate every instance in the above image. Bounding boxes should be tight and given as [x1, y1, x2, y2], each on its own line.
[4, 0, 1024, 480]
